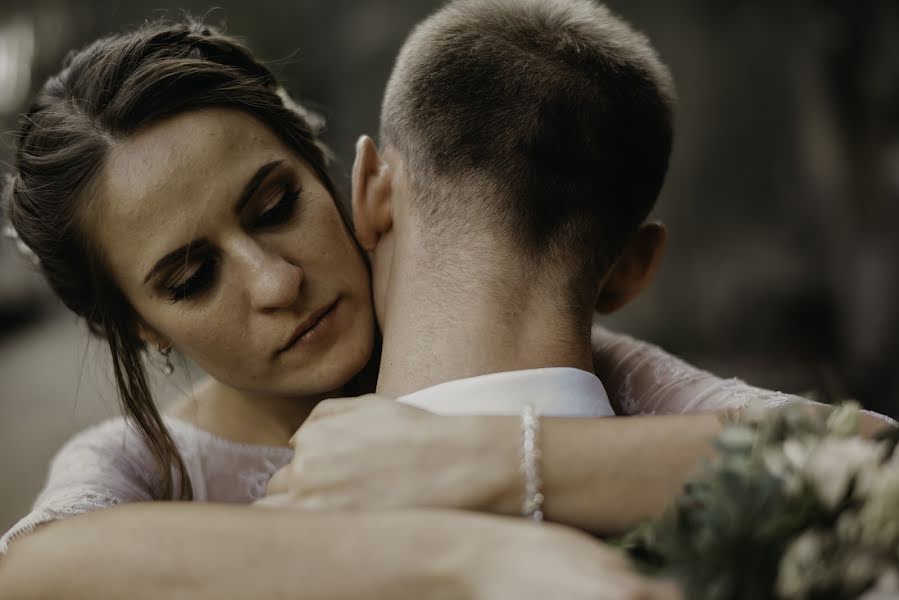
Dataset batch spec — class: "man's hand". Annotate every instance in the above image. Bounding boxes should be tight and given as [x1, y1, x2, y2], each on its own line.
[261, 395, 518, 512]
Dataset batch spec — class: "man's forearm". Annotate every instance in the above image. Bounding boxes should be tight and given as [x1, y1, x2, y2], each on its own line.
[0, 503, 465, 600]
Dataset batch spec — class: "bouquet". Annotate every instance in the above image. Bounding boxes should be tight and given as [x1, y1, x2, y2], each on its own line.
[621, 402, 899, 600]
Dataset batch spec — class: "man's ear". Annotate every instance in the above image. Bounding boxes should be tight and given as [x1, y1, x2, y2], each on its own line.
[596, 222, 667, 314]
[351, 135, 394, 251]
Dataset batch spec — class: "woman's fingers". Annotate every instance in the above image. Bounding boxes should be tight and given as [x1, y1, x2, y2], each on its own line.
[294, 395, 385, 438]
[309, 397, 364, 417]
[265, 465, 291, 496]
[290, 398, 361, 446]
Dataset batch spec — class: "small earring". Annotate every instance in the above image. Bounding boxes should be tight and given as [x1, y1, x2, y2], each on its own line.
[157, 345, 175, 376]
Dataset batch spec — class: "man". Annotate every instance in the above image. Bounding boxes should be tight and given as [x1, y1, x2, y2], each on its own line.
[354, 0, 671, 415]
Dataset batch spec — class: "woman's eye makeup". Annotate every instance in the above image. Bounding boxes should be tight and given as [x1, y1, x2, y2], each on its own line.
[166, 257, 218, 303]
[162, 180, 303, 304]
[254, 182, 302, 228]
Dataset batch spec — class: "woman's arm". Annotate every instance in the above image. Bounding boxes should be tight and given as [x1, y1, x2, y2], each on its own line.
[507, 412, 725, 534]
[265, 396, 725, 536]
[267, 392, 893, 537]
[590, 323, 895, 432]
[0, 503, 678, 600]
[441, 409, 727, 535]
[592, 324, 804, 415]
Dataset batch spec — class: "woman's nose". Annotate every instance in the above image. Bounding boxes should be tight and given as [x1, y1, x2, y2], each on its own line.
[241, 244, 304, 311]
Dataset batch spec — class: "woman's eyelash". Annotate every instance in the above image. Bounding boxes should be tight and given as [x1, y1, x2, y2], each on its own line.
[255, 184, 302, 228]
[167, 257, 217, 303]
[165, 184, 302, 303]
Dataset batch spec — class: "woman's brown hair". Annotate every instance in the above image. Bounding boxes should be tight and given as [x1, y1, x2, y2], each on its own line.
[2, 20, 348, 500]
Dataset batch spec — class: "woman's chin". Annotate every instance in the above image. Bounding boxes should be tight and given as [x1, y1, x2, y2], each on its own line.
[279, 338, 375, 398]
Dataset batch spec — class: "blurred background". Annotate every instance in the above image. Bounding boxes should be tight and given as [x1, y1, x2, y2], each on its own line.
[1, 0, 897, 532]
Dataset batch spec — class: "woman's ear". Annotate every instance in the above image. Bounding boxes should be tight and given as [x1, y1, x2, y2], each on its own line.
[351, 135, 394, 252]
[596, 222, 667, 314]
[136, 320, 170, 352]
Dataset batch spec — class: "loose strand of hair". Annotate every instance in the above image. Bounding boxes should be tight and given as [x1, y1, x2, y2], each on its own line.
[106, 318, 193, 500]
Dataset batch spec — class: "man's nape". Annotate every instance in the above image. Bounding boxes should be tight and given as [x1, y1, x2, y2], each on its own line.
[360, 0, 675, 397]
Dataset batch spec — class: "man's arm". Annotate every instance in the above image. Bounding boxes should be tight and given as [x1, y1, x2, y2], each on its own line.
[0, 502, 676, 600]
[0, 504, 461, 600]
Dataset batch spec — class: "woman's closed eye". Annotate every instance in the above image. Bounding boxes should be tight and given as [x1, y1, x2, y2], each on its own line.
[167, 257, 218, 303]
[165, 184, 303, 303]
[254, 183, 302, 228]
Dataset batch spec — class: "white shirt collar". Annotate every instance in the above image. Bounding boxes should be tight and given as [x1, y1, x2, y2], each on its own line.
[397, 367, 615, 417]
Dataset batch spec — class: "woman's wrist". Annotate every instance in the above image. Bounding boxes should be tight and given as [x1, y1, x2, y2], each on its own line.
[461, 415, 530, 517]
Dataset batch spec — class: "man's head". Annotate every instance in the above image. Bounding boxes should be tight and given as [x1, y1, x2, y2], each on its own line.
[355, 0, 675, 322]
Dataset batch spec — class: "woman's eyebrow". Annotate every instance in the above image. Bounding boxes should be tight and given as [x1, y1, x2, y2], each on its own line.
[233, 159, 284, 215]
[142, 159, 285, 285]
[143, 240, 210, 285]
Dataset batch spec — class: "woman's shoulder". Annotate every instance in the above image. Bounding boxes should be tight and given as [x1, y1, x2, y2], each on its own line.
[45, 416, 162, 496]
[63, 415, 136, 446]
[58, 415, 188, 460]
[22, 410, 290, 514]
[63, 413, 292, 463]
[0, 417, 160, 555]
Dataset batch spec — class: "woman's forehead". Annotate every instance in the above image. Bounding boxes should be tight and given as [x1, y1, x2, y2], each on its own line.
[95, 109, 285, 225]
[89, 108, 291, 278]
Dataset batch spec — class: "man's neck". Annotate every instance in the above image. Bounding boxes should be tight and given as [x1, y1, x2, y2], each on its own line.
[375, 244, 594, 398]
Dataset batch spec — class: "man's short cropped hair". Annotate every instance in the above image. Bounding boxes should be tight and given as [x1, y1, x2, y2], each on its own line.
[381, 0, 676, 293]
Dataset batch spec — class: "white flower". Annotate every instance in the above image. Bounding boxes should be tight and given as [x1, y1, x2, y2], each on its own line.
[777, 531, 827, 599]
[802, 437, 885, 510]
[856, 467, 899, 550]
[718, 425, 757, 452]
[858, 568, 899, 600]
[763, 448, 804, 497]
[739, 399, 772, 423]
[842, 553, 880, 591]
[825, 402, 861, 437]
[835, 511, 862, 544]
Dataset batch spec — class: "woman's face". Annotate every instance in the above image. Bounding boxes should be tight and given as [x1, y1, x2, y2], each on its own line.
[91, 108, 375, 398]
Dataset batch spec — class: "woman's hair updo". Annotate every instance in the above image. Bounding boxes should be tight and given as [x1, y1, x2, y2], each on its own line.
[2, 20, 343, 499]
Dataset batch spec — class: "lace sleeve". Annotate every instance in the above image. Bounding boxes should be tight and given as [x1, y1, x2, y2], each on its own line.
[591, 324, 897, 425]
[0, 417, 160, 556]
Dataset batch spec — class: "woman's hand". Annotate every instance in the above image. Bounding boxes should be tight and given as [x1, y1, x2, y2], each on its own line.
[262, 395, 520, 513]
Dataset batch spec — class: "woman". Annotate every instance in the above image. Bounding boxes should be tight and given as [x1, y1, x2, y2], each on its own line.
[0, 19, 683, 599]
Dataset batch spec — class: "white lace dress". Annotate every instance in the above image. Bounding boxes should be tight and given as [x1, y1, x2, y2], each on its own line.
[0, 417, 292, 555]
[589, 325, 897, 424]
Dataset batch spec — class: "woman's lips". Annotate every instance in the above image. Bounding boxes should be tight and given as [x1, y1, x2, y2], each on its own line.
[277, 299, 340, 355]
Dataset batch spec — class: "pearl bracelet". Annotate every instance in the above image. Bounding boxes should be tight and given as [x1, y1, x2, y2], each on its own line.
[520, 403, 544, 522]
